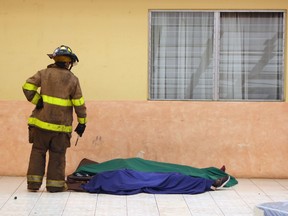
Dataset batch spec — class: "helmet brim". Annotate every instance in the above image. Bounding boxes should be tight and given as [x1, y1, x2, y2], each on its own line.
[47, 54, 54, 59]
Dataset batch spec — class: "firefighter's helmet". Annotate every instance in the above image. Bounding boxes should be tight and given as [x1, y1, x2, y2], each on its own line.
[47, 45, 79, 63]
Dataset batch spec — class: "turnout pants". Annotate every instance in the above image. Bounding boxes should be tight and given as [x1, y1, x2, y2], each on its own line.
[27, 127, 70, 192]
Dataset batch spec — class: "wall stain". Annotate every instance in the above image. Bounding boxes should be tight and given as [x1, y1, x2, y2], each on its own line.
[92, 136, 103, 146]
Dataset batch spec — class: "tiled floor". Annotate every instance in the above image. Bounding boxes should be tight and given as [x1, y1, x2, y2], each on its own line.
[0, 176, 288, 216]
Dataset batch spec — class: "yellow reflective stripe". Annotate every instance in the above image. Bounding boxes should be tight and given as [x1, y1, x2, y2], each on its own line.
[28, 117, 72, 133]
[23, 82, 38, 91]
[42, 95, 72, 107]
[78, 117, 87, 124]
[31, 93, 41, 105]
[46, 179, 66, 187]
[72, 97, 85, 106]
[27, 175, 43, 183]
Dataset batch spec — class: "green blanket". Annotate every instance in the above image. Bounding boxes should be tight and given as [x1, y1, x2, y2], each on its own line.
[75, 158, 238, 187]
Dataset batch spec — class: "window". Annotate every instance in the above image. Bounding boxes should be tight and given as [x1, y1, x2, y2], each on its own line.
[149, 11, 285, 101]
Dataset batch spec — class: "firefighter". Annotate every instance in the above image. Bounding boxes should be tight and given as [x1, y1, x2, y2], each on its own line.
[22, 45, 87, 192]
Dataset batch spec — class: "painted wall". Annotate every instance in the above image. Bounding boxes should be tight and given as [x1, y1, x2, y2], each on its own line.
[0, 0, 288, 178]
[1, 101, 288, 178]
[1, 0, 288, 100]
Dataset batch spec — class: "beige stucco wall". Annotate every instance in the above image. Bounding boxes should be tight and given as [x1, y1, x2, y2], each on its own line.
[0, 0, 288, 178]
[1, 100, 288, 178]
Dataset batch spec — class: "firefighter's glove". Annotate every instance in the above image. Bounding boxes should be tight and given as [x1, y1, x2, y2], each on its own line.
[75, 123, 86, 137]
[36, 97, 44, 109]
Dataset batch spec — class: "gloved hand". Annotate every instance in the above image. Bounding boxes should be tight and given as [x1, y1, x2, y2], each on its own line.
[36, 97, 43, 109]
[74, 123, 86, 137]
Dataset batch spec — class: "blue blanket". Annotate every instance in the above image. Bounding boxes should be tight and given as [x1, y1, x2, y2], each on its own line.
[82, 169, 214, 195]
[75, 158, 238, 187]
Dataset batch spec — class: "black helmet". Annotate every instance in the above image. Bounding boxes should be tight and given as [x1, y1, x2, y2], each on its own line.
[47, 45, 79, 63]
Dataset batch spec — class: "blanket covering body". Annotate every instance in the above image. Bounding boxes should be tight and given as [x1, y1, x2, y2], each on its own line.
[82, 169, 214, 195]
[72, 158, 238, 195]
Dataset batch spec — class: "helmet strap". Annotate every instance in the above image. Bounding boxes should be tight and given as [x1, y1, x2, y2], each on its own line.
[68, 63, 73, 70]
[55, 62, 67, 68]
[55, 62, 73, 70]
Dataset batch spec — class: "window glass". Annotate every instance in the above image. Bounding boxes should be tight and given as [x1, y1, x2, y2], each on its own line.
[150, 12, 214, 100]
[219, 12, 284, 100]
[149, 11, 284, 101]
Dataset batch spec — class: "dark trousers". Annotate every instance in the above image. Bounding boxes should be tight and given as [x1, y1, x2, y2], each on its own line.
[27, 127, 70, 192]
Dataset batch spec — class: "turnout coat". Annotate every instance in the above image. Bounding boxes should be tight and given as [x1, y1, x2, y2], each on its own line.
[22, 64, 87, 134]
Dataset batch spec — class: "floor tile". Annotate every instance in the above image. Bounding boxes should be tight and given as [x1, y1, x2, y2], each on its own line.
[127, 193, 159, 216]
[155, 194, 191, 216]
[0, 177, 288, 216]
[95, 194, 127, 216]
